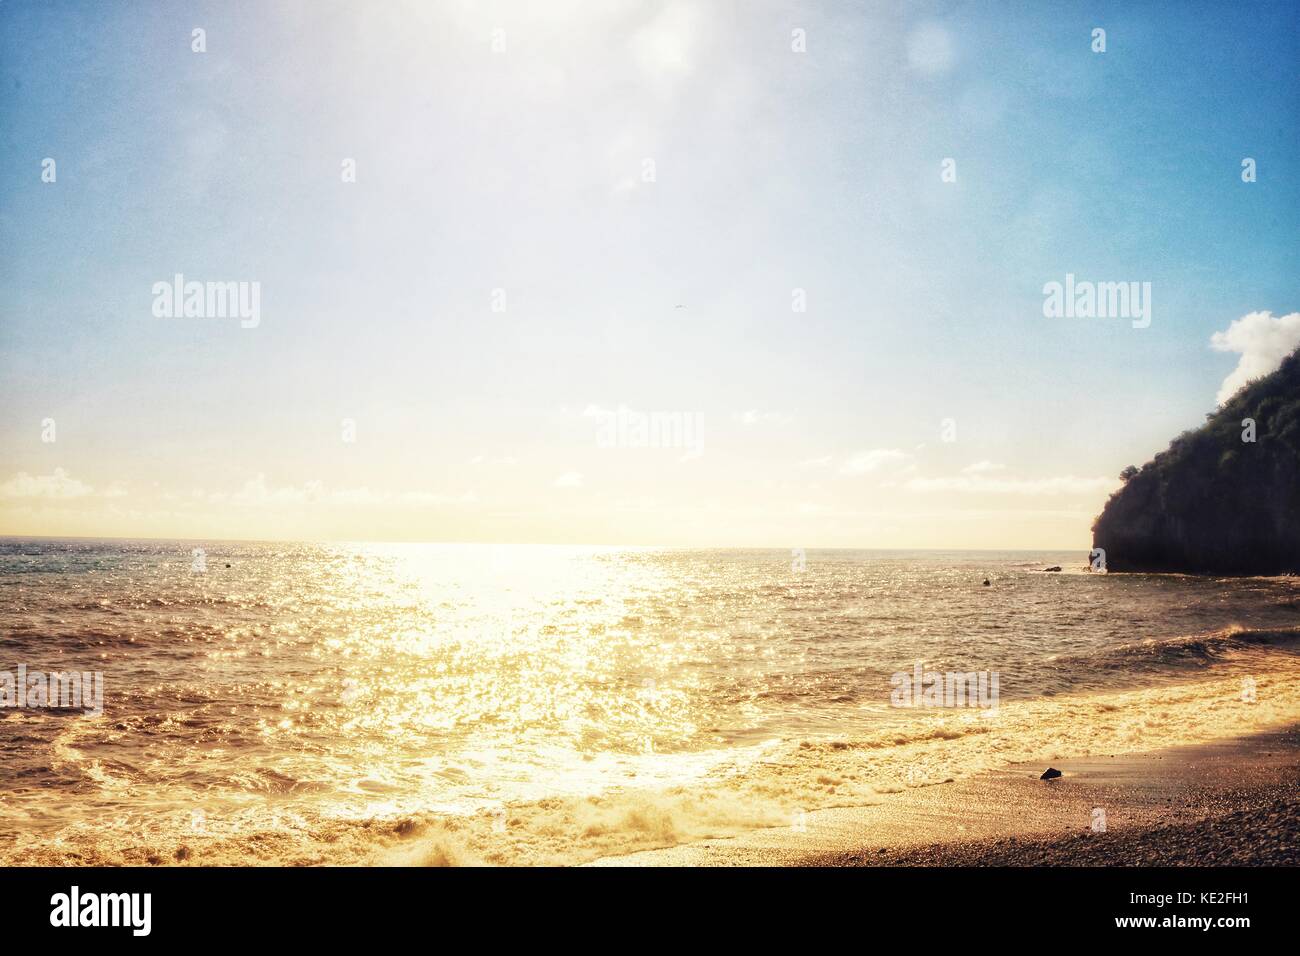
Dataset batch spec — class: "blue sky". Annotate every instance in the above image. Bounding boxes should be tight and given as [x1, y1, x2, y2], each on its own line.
[1, 0, 1297, 546]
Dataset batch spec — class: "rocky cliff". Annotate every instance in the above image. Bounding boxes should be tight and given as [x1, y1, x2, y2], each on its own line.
[1091, 347, 1300, 574]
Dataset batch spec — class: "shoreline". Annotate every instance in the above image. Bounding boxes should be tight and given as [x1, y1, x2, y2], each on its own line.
[589, 725, 1300, 866]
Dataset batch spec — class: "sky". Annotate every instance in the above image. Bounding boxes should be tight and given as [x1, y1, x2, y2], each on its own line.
[1, 0, 1298, 548]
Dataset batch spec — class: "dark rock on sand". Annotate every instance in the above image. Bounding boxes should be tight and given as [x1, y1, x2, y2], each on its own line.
[1040, 768, 1062, 780]
[1092, 346, 1300, 574]
[1041, 566, 1062, 572]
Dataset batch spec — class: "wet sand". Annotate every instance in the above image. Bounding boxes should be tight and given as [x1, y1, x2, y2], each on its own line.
[589, 726, 1300, 866]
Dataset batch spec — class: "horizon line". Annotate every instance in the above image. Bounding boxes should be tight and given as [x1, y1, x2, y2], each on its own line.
[0, 533, 1092, 553]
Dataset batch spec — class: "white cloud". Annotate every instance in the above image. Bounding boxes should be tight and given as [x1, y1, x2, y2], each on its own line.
[839, 449, 911, 476]
[1210, 311, 1300, 404]
[221, 475, 323, 506]
[907, 22, 956, 76]
[402, 491, 478, 505]
[798, 455, 833, 469]
[552, 471, 584, 489]
[961, 460, 1006, 475]
[906, 474, 1118, 496]
[0, 468, 97, 499]
[733, 409, 792, 426]
[208, 475, 475, 507]
[630, 1, 702, 89]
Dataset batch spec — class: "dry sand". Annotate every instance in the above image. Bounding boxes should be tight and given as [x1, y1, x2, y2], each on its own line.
[589, 725, 1300, 866]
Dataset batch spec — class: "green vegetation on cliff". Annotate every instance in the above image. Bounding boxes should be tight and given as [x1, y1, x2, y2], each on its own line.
[1092, 347, 1300, 574]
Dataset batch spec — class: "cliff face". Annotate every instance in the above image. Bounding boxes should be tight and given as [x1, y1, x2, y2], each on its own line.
[1092, 348, 1300, 574]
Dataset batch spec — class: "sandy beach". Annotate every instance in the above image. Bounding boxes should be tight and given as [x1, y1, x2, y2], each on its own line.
[590, 726, 1300, 866]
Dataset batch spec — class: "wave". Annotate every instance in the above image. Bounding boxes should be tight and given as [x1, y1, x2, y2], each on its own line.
[1045, 624, 1300, 676]
[8, 647, 1300, 867]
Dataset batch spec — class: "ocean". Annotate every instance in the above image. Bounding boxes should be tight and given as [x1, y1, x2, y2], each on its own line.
[2, 538, 1298, 865]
